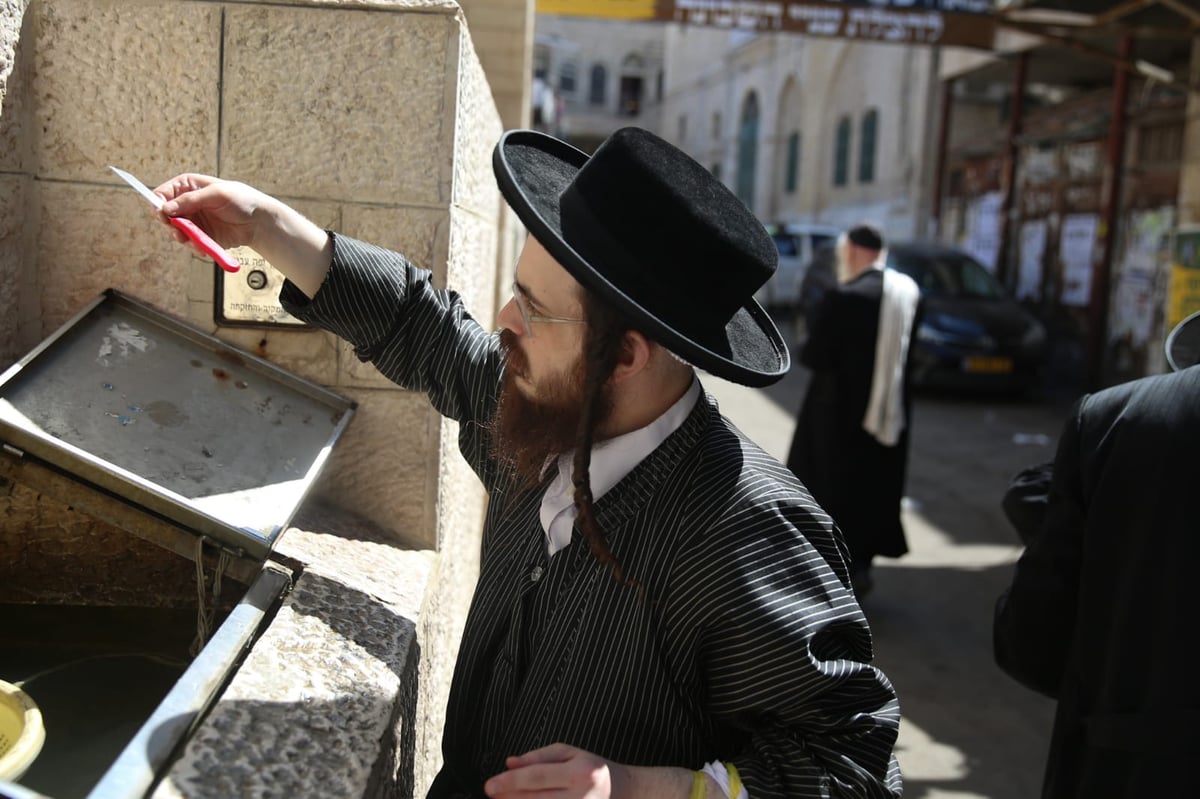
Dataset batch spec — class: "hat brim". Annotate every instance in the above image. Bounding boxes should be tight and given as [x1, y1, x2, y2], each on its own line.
[1166, 310, 1200, 371]
[493, 130, 789, 388]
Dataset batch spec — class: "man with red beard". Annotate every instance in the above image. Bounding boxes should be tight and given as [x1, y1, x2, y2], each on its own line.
[153, 128, 901, 799]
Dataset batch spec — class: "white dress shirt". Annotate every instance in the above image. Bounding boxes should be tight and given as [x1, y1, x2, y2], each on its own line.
[539, 377, 701, 556]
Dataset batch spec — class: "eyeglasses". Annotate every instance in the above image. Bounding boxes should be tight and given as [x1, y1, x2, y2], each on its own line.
[511, 280, 585, 336]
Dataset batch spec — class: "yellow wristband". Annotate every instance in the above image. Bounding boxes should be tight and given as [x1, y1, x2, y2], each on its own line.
[726, 763, 742, 797]
[690, 770, 707, 799]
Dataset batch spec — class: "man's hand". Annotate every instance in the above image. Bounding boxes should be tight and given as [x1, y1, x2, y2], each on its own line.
[153, 173, 332, 298]
[484, 743, 624, 799]
[483, 743, 696, 798]
[154, 174, 265, 252]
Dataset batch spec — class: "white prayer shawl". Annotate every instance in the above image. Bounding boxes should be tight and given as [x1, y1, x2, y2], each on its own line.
[863, 267, 920, 446]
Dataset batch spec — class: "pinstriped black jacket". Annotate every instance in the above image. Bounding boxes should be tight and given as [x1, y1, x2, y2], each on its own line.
[282, 235, 903, 799]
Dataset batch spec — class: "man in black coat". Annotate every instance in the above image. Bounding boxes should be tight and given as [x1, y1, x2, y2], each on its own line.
[994, 314, 1200, 797]
[786, 225, 920, 597]
[152, 129, 903, 798]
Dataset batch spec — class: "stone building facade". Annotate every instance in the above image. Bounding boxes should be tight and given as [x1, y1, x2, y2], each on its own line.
[531, 14, 942, 239]
[659, 25, 942, 240]
[532, 13, 666, 152]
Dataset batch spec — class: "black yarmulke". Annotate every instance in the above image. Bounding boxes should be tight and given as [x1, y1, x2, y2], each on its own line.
[847, 224, 884, 251]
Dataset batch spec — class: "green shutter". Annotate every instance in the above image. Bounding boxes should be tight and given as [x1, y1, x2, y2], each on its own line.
[834, 117, 850, 187]
[859, 110, 877, 183]
[784, 132, 800, 194]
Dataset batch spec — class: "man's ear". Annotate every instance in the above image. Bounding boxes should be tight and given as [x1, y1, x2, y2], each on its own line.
[610, 329, 653, 384]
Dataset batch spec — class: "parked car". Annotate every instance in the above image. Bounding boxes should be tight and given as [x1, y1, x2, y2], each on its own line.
[754, 223, 839, 309]
[797, 241, 1047, 392]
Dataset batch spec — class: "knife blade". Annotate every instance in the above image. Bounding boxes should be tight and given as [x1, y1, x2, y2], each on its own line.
[109, 166, 240, 273]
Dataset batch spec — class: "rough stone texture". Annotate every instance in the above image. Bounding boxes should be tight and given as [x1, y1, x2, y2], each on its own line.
[0, 173, 35, 367]
[30, 0, 220, 183]
[0, 0, 31, 175]
[219, 326, 343, 388]
[342, 205, 450, 279]
[447, 206, 501, 331]
[222, 5, 457, 207]
[154, 557, 428, 799]
[311, 387, 439, 549]
[0, 1, 34, 368]
[35, 181, 193, 333]
[452, 26, 505, 220]
[457, 0, 532, 130]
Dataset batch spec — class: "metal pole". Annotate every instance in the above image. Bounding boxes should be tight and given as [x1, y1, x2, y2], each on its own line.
[996, 52, 1028, 288]
[1089, 32, 1133, 390]
[931, 77, 953, 239]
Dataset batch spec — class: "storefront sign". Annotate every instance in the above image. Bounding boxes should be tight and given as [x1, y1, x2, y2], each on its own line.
[537, 0, 997, 48]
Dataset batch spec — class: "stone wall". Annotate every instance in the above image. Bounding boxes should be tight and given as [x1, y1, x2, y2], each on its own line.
[458, 0, 533, 130]
[0, 0, 525, 794]
[0, 0, 503, 547]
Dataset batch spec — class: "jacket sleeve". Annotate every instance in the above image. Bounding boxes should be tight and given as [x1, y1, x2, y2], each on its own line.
[1000, 460, 1055, 547]
[993, 397, 1088, 698]
[685, 498, 902, 798]
[280, 233, 503, 479]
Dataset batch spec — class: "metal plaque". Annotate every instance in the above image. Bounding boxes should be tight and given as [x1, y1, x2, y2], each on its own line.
[216, 246, 309, 328]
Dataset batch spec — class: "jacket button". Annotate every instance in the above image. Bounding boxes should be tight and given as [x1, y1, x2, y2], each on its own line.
[530, 565, 544, 582]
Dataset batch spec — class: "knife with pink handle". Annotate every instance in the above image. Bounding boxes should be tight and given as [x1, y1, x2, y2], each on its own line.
[109, 165, 241, 273]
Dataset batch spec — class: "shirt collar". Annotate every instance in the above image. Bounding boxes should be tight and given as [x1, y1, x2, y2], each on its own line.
[548, 375, 701, 502]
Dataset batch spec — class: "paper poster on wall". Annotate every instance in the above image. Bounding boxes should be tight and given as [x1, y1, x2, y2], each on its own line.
[1111, 266, 1157, 346]
[1059, 213, 1098, 307]
[964, 191, 1003, 273]
[1110, 208, 1174, 347]
[1016, 220, 1046, 301]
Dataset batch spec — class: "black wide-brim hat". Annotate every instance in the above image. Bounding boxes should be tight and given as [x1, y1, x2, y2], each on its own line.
[1166, 310, 1200, 371]
[493, 127, 790, 387]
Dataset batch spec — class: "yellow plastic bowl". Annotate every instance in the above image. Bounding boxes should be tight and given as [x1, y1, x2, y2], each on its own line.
[0, 680, 44, 781]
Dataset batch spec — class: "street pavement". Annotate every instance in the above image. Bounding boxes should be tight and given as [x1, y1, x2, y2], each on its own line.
[701, 324, 1077, 799]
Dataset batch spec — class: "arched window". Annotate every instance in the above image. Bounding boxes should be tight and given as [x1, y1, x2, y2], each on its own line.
[589, 64, 607, 106]
[737, 92, 760, 211]
[833, 116, 851, 187]
[859, 109, 878, 183]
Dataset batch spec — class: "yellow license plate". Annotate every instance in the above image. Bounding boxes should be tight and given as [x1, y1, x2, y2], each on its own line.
[963, 356, 1013, 374]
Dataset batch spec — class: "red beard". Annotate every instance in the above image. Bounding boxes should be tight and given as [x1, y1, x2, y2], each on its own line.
[492, 329, 607, 490]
